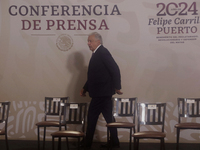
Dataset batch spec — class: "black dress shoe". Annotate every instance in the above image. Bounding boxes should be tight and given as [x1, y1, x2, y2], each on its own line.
[100, 143, 120, 148]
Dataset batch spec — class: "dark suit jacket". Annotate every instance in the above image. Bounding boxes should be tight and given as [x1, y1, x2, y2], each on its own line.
[83, 45, 121, 98]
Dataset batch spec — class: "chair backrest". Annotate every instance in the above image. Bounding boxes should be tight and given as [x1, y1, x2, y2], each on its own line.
[44, 97, 69, 120]
[137, 102, 166, 132]
[0, 102, 11, 130]
[177, 98, 200, 123]
[63, 103, 87, 132]
[112, 97, 137, 123]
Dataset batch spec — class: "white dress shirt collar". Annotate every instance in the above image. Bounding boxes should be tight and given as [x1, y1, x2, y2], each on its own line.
[93, 44, 101, 53]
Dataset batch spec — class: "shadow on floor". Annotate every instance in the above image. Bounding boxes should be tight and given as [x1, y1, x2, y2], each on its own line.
[0, 140, 199, 150]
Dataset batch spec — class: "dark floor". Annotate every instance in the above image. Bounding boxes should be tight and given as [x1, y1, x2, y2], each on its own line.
[0, 140, 199, 150]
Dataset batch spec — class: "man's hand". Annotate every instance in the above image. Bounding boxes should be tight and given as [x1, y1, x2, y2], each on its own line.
[115, 89, 123, 95]
[80, 88, 87, 97]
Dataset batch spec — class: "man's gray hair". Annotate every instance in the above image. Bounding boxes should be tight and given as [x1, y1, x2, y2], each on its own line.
[89, 32, 103, 44]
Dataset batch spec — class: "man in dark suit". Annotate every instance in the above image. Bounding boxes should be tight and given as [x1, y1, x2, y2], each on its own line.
[80, 32, 123, 148]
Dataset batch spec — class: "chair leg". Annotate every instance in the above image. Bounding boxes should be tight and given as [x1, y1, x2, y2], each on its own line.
[107, 127, 110, 150]
[43, 127, 46, 150]
[160, 138, 165, 150]
[129, 128, 132, 150]
[5, 134, 9, 150]
[134, 138, 137, 150]
[109, 127, 114, 150]
[58, 137, 61, 150]
[37, 126, 40, 150]
[176, 128, 180, 150]
[52, 136, 54, 150]
[78, 138, 80, 150]
[163, 138, 165, 150]
[83, 137, 86, 150]
[66, 137, 69, 150]
[160, 139, 162, 150]
[136, 139, 139, 150]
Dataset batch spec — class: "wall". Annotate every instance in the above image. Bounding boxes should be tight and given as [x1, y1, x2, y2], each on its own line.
[0, 0, 200, 143]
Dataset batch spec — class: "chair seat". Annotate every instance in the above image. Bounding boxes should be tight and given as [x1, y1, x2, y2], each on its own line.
[36, 121, 65, 126]
[133, 131, 166, 138]
[0, 129, 5, 135]
[106, 122, 135, 128]
[51, 130, 85, 137]
[175, 122, 200, 129]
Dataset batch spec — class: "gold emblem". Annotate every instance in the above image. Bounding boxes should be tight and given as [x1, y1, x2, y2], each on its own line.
[56, 34, 73, 51]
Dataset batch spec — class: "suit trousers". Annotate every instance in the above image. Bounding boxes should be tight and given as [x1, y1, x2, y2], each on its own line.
[85, 96, 119, 147]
